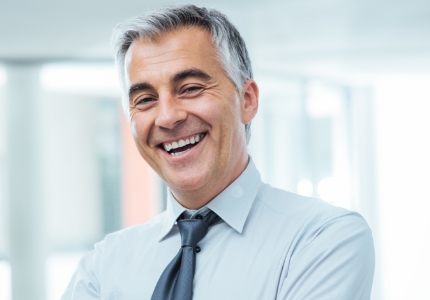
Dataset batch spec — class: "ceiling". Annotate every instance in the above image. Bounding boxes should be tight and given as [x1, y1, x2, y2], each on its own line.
[1, 0, 430, 80]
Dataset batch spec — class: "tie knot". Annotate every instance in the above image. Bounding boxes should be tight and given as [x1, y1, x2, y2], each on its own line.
[177, 219, 209, 247]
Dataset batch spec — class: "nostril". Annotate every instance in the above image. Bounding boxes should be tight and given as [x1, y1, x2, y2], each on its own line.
[154, 102, 188, 130]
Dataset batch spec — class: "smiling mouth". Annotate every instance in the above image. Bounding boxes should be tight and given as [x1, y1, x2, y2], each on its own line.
[160, 133, 206, 156]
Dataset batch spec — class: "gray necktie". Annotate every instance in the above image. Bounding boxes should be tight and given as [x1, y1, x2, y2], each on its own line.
[151, 211, 220, 300]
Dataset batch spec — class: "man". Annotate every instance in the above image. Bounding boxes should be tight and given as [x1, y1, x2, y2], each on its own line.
[63, 4, 374, 299]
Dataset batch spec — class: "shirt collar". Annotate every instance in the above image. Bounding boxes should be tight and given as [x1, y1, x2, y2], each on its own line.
[158, 157, 262, 242]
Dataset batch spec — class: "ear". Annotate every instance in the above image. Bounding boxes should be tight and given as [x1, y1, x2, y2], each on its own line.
[241, 79, 259, 125]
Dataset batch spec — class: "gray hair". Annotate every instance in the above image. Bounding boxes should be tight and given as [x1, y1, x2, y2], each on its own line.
[111, 4, 253, 143]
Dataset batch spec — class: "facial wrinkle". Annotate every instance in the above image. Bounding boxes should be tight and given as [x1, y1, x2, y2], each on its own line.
[148, 115, 210, 147]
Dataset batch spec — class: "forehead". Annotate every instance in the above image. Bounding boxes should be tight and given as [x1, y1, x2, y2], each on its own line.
[124, 27, 220, 81]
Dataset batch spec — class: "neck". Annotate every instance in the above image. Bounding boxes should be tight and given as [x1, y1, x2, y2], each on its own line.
[170, 155, 249, 209]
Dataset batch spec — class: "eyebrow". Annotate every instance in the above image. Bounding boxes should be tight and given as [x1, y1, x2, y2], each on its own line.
[128, 82, 155, 99]
[171, 68, 212, 84]
[128, 68, 212, 100]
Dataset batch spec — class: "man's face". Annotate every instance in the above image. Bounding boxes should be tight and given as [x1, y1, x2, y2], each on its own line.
[124, 27, 257, 207]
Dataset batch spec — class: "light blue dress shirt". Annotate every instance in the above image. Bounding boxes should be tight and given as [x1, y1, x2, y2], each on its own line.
[63, 158, 375, 299]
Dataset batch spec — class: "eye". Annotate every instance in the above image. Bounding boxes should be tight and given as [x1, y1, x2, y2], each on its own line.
[136, 96, 156, 105]
[182, 86, 203, 95]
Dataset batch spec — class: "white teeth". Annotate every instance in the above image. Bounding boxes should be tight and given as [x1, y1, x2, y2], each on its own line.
[162, 133, 205, 153]
[170, 148, 191, 156]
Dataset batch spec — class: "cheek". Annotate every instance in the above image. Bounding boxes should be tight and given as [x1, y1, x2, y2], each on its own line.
[220, 99, 243, 130]
[130, 115, 151, 145]
[129, 120, 139, 139]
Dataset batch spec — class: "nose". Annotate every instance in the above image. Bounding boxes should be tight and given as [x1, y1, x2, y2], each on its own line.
[154, 92, 187, 130]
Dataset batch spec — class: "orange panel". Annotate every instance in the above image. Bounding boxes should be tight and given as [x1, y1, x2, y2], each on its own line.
[121, 113, 161, 228]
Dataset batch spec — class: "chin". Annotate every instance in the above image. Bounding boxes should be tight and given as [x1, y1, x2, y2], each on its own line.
[166, 171, 211, 193]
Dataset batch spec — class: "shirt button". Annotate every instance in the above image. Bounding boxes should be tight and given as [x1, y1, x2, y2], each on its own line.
[231, 186, 244, 198]
[195, 215, 203, 219]
[195, 246, 201, 253]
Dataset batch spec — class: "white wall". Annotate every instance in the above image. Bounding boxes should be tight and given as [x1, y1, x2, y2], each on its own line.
[0, 66, 7, 259]
[374, 75, 430, 300]
[40, 92, 104, 251]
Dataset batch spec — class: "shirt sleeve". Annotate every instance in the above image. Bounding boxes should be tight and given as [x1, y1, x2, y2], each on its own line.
[278, 213, 375, 300]
[61, 241, 104, 299]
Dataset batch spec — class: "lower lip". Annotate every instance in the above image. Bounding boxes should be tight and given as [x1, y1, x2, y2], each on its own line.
[161, 134, 206, 161]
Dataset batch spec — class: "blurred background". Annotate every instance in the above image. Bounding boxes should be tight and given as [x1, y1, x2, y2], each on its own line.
[0, 0, 429, 299]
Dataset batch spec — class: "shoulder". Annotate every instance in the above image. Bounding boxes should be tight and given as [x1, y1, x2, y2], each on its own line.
[94, 211, 167, 255]
[257, 183, 357, 221]
[262, 186, 375, 299]
[254, 183, 373, 248]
